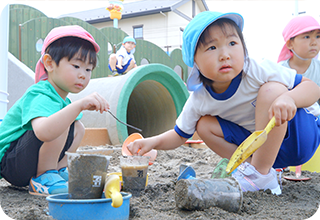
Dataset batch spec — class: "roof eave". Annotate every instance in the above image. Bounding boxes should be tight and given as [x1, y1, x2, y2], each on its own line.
[201, 0, 209, 11]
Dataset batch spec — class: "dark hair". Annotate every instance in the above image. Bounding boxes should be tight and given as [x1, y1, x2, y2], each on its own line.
[196, 18, 249, 87]
[44, 36, 97, 72]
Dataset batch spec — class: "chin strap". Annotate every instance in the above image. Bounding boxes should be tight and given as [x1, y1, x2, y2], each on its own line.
[291, 49, 310, 61]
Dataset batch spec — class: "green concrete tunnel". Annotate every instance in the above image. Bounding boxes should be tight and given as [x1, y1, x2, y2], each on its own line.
[69, 64, 189, 145]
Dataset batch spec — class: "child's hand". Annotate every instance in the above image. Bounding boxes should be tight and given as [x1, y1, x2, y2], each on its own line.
[127, 138, 156, 156]
[79, 92, 110, 113]
[269, 94, 297, 126]
[116, 64, 123, 69]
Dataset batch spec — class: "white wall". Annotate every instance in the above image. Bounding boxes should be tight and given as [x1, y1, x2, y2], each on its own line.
[92, 1, 203, 54]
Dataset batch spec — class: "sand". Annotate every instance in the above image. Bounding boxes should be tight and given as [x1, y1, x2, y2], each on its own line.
[0, 144, 320, 220]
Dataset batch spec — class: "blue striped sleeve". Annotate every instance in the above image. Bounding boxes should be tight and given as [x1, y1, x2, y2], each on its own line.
[174, 125, 193, 139]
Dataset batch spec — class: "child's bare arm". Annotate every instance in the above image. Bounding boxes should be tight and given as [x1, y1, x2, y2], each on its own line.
[31, 92, 109, 142]
[269, 77, 320, 125]
[127, 129, 187, 156]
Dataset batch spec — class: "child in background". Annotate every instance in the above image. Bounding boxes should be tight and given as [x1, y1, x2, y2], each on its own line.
[278, 15, 320, 86]
[108, 36, 137, 76]
[127, 11, 320, 195]
[0, 25, 110, 196]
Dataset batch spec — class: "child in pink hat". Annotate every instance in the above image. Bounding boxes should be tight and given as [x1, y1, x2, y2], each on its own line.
[278, 15, 320, 87]
[0, 25, 110, 196]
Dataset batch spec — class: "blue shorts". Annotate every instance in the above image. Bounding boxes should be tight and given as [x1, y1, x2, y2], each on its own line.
[108, 58, 133, 74]
[217, 108, 320, 169]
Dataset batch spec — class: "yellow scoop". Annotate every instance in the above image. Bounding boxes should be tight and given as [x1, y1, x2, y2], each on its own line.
[104, 175, 123, 208]
[226, 116, 276, 174]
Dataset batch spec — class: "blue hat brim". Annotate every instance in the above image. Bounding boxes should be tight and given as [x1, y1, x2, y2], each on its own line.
[123, 36, 136, 44]
[182, 11, 244, 91]
[182, 11, 244, 68]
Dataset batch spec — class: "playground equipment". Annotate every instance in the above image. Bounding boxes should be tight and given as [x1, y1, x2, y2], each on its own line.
[0, 4, 9, 124]
[69, 64, 189, 145]
[106, 0, 124, 28]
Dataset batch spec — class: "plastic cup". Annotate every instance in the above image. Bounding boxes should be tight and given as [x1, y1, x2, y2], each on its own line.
[66, 152, 111, 199]
[120, 156, 150, 197]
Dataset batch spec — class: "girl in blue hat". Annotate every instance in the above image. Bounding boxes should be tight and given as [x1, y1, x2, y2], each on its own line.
[108, 36, 137, 76]
[128, 11, 320, 195]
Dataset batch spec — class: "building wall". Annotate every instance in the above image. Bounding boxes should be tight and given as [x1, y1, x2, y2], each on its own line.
[91, 1, 203, 54]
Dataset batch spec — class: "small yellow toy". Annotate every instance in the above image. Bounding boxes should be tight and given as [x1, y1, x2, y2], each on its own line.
[104, 175, 123, 208]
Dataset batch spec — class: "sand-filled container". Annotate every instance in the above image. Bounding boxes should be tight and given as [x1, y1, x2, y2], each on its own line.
[66, 152, 111, 199]
[175, 177, 242, 213]
[120, 155, 150, 197]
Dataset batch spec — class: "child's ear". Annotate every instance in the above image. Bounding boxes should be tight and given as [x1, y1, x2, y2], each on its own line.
[43, 54, 54, 72]
[133, 44, 136, 48]
[286, 39, 293, 50]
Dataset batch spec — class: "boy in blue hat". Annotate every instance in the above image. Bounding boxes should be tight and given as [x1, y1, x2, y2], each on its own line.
[109, 36, 137, 76]
[127, 11, 320, 195]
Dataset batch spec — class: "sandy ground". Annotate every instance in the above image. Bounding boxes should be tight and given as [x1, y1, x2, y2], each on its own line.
[0, 144, 320, 220]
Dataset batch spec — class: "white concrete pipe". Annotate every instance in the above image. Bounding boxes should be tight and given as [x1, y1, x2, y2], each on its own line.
[69, 64, 189, 145]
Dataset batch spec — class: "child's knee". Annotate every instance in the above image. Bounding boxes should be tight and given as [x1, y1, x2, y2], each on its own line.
[196, 115, 217, 136]
[109, 54, 117, 61]
[257, 82, 288, 103]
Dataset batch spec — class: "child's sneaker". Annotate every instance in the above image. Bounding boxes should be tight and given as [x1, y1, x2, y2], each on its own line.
[232, 162, 282, 195]
[112, 70, 119, 76]
[58, 167, 68, 181]
[29, 170, 68, 196]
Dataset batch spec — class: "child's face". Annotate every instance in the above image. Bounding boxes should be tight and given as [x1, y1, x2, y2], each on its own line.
[123, 41, 136, 52]
[194, 24, 244, 93]
[48, 52, 93, 99]
[288, 29, 320, 59]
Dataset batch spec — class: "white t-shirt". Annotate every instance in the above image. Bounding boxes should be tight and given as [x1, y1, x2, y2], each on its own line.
[176, 58, 319, 137]
[279, 58, 320, 116]
[116, 46, 136, 66]
[279, 58, 320, 87]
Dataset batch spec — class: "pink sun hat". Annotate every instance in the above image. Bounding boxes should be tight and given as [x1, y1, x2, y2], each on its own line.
[35, 25, 100, 83]
[277, 15, 320, 63]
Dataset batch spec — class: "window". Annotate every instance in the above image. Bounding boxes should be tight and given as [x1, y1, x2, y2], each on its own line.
[133, 25, 143, 39]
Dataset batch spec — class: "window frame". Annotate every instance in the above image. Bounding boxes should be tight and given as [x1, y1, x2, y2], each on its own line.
[133, 25, 144, 39]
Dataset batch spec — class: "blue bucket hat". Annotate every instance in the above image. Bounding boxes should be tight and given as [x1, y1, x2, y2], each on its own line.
[182, 11, 244, 68]
[123, 36, 136, 44]
[182, 11, 244, 91]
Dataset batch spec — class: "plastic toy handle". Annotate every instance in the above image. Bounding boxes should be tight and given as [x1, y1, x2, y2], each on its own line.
[265, 116, 276, 134]
[110, 191, 123, 208]
[105, 175, 123, 208]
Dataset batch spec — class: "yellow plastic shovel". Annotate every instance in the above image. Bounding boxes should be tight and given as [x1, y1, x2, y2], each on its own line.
[226, 116, 276, 174]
